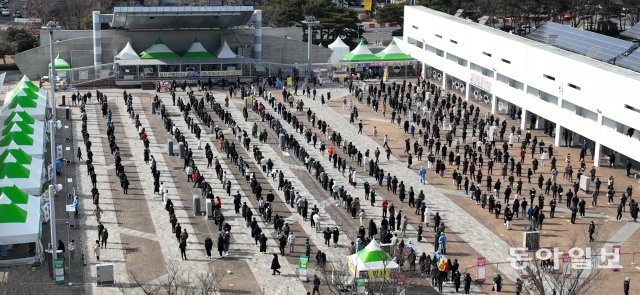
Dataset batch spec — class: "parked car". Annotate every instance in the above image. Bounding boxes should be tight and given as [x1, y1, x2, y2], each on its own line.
[391, 29, 403, 36]
[14, 10, 21, 18]
[1, 9, 10, 16]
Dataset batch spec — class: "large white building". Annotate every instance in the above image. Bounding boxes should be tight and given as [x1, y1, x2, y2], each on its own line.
[400, 6, 640, 168]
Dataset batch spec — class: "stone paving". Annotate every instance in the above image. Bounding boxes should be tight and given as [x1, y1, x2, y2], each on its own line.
[19, 80, 638, 295]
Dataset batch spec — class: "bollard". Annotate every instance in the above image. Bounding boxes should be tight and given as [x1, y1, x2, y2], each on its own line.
[151, 101, 157, 114]
[167, 139, 174, 156]
[61, 95, 66, 106]
[65, 107, 71, 120]
[178, 142, 185, 159]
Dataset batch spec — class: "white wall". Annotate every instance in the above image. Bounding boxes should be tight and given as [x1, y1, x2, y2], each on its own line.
[402, 6, 640, 164]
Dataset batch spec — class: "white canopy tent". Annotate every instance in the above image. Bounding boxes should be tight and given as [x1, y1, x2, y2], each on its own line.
[215, 41, 238, 59]
[328, 37, 351, 63]
[115, 42, 140, 60]
[1, 77, 48, 121]
[0, 150, 44, 196]
[0, 185, 42, 265]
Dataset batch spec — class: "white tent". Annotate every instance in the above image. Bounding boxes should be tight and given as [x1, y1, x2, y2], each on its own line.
[215, 41, 238, 59]
[0, 185, 42, 266]
[347, 239, 400, 281]
[0, 120, 45, 144]
[1, 77, 48, 121]
[0, 150, 44, 196]
[115, 42, 140, 60]
[328, 37, 349, 50]
[0, 192, 41, 245]
[328, 37, 351, 63]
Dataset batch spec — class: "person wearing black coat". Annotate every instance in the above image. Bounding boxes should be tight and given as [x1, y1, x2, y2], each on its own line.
[175, 223, 182, 242]
[453, 270, 461, 292]
[259, 233, 268, 253]
[271, 253, 281, 275]
[204, 237, 213, 259]
[217, 234, 225, 257]
[464, 273, 472, 294]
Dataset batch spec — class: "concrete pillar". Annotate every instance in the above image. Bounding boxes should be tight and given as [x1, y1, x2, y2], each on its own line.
[490, 95, 497, 114]
[554, 125, 561, 147]
[92, 11, 102, 66]
[421, 62, 427, 80]
[442, 72, 447, 89]
[593, 142, 601, 167]
[464, 82, 470, 101]
[253, 10, 262, 60]
[534, 115, 542, 129]
[520, 109, 527, 130]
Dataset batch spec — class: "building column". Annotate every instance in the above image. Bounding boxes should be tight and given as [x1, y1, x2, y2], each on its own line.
[252, 10, 262, 61]
[534, 115, 542, 129]
[441, 72, 447, 89]
[464, 82, 470, 101]
[593, 142, 601, 167]
[421, 62, 427, 80]
[520, 109, 527, 130]
[92, 11, 101, 67]
[490, 95, 497, 114]
[554, 124, 561, 147]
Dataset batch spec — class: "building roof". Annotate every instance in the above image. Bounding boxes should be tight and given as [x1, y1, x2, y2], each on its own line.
[111, 6, 255, 30]
[410, 6, 640, 80]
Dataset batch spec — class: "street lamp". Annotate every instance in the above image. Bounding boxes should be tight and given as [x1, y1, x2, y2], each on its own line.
[42, 25, 59, 275]
[302, 16, 320, 83]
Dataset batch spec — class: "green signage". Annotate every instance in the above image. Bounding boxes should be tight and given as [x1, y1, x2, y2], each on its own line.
[54, 258, 64, 284]
[298, 256, 309, 269]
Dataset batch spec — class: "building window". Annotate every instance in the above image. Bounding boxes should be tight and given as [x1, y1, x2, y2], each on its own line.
[446, 52, 468, 67]
[543, 74, 555, 81]
[482, 51, 492, 57]
[425, 43, 444, 57]
[412, 25, 418, 29]
[625, 104, 640, 114]
[435, 34, 442, 39]
[450, 39, 458, 44]
[501, 58, 511, 64]
[497, 73, 524, 90]
[568, 83, 581, 90]
[470, 63, 494, 78]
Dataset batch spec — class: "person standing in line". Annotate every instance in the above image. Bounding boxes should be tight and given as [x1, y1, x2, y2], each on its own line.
[101, 228, 109, 249]
[179, 239, 187, 260]
[68, 240, 76, 262]
[312, 274, 321, 295]
[217, 234, 225, 257]
[204, 237, 213, 259]
[588, 221, 596, 242]
[624, 277, 630, 295]
[288, 232, 296, 253]
[271, 253, 281, 275]
[515, 278, 523, 295]
[464, 272, 472, 294]
[93, 240, 101, 261]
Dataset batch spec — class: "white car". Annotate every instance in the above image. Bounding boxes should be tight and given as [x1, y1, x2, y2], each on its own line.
[1, 9, 10, 16]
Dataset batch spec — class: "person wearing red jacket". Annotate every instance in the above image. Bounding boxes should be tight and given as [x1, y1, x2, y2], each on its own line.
[382, 199, 389, 218]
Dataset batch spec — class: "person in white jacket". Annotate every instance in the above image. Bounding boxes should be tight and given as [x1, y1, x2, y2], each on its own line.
[287, 232, 296, 253]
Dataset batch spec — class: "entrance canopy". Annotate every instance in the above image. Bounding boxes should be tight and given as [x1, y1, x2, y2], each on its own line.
[140, 38, 181, 59]
[115, 42, 140, 60]
[342, 41, 377, 62]
[0, 185, 41, 245]
[183, 37, 214, 59]
[328, 37, 349, 50]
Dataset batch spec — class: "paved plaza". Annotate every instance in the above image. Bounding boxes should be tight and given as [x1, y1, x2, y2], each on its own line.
[1, 77, 639, 295]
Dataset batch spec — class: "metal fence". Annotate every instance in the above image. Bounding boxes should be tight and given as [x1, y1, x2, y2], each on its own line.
[61, 63, 116, 88]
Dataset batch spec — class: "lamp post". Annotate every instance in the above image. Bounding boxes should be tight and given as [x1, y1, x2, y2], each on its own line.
[42, 25, 59, 274]
[302, 16, 319, 83]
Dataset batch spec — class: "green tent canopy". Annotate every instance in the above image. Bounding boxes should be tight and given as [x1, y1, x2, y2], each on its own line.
[375, 40, 413, 61]
[2, 121, 35, 136]
[182, 37, 215, 59]
[0, 185, 29, 223]
[4, 112, 36, 125]
[5, 95, 39, 109]
[0, 148, 33, 165]
[0, 161, 31, 179]
[0, 132, 34, 147]
[140, 38, 181, 59]
[48, 53, 71, 69]
[342, 41, 378, 62]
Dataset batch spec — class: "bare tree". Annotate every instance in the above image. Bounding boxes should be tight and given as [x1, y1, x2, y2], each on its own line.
[118, 260, 225, 295]
[508, 229, 605, 295]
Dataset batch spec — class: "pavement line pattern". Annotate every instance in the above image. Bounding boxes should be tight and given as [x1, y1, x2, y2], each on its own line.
[295, 89, 521, 281]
